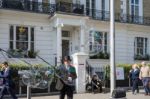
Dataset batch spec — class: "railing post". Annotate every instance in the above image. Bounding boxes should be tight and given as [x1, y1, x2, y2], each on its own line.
[48, 82, 50, 93]
[19, 80, 22, 95]
[27, 85, 31, 99]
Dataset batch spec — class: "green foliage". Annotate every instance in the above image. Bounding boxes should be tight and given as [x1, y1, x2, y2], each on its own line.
[117, 64, 132, 79]
[28, 50, 39, 58]
[134, 54, 150, 60]
[90, 52, 109, 59]
[104, 64, 132, 80]
[104, 64, 150, 80]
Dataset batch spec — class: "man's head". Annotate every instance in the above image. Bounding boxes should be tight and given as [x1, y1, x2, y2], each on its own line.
[2, 61, 8, 69]
[63, 56, 71, 65]
[141, 61, 146, 66]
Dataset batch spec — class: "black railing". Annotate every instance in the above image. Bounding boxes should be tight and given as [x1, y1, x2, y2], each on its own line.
[86, 8, 110, 21]
[56, 2, 84, 14]
[0, 0, 84, 15]
[0, 0, 150, 25]
[87, 9, 150, 25]
[0, 0, 56, 14]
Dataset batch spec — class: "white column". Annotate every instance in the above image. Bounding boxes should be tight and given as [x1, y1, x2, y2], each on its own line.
[56, 24, 62, 65]
[80, 25, 85, 52]
[72, 52, 88, 93]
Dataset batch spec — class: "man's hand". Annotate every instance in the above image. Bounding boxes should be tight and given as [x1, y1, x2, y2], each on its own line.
[68, 77, 72, 82]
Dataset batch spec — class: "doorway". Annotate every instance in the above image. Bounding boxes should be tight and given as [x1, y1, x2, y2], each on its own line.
[62, 40, 70, 58]
[62, 31, 70, 59]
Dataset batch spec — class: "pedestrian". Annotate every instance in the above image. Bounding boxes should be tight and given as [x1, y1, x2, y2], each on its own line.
[0, 61, 18, 99]
[91, 74, 102, 93]
[129, 64, 140, 95]
[139, 61, 150, 96]
[57, 56, 77, 99]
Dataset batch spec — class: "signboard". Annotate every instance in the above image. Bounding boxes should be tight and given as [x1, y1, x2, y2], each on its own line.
[116, 67, 124, 80]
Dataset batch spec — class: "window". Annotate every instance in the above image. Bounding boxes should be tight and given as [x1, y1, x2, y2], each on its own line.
[86, 0, 90, 15]
[102, 0, 105, 10]
[134, 37, 148, 58]
[89, 31, 108, 53]
[86, 0, 96, 17]
[130, 0, 139, 22]
[9, 25, 35, 58]
[91, 0, 96, 17]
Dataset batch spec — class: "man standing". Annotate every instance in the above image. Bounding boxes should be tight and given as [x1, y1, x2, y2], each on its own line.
[139, 61, 150, 96]
[0, 62, 18, 99]
[58, 56, 77, 99]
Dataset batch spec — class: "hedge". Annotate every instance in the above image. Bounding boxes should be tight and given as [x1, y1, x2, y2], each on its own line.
[104, 64, 150, 80]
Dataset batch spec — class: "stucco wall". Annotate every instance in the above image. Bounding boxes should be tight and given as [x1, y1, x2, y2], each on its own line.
[0, 10, 56, 64]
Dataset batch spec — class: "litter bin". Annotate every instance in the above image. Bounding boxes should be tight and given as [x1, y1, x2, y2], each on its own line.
[111, 88, 126, 99]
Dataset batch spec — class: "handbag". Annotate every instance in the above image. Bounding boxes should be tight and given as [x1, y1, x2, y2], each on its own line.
[55, 78, 64, 91]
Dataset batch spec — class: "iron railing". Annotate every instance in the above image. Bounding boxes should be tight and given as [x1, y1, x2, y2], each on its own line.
[56, 1, 84, 14]
[0, 0, 56, 14]
[0, 0, 84, 15]
[87, 9, 150, 25]
[86, 8, 110, 21]
[0, 0, 150, 25]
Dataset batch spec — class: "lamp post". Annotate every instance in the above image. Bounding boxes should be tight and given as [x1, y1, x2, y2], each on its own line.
[110, 0, 116, 95]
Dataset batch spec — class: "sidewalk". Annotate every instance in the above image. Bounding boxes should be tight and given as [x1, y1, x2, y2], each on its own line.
[20, 90, 150, 99]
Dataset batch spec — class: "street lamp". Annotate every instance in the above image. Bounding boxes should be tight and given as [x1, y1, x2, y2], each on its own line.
[110, 0, 116, 95]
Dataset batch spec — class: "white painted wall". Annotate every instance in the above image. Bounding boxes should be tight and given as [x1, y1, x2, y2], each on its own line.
[86, 20, 150, 64]
[0, 10, 56, 64]
[1, 9, 150, 66]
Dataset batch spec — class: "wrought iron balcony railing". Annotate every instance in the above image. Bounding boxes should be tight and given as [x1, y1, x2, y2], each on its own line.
[0, 0, 150, 26]
[0, 0, 84, 15]
[87, 9, 150, 26]
[56, 1, 84, 14]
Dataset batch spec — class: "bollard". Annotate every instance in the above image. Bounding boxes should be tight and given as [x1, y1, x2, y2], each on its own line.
[27, 85, 31, 99]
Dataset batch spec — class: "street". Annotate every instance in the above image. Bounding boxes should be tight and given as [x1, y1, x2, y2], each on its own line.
[20, 90, 150, 99]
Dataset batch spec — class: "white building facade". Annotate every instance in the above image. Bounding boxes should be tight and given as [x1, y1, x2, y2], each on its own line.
[0, 0, 150, 92]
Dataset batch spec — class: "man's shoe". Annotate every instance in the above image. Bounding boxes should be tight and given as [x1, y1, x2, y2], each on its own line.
[144, 93, 148, 96]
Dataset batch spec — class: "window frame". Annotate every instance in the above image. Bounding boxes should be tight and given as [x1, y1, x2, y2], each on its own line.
[130, 0, 141, 21]
[89, 31, 108, 53]
[9, 25, 35, 58]
[134, 37, 148, 56]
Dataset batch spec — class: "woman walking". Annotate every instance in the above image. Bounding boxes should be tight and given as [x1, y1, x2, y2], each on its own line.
[130, 64, 140, 95]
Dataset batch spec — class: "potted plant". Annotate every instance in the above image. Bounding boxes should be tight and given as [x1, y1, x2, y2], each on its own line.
[134, 54, 150, 60]
[28, 50, 38, 58]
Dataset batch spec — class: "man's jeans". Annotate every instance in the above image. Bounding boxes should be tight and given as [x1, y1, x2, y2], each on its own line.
[142, 77, 150, 94]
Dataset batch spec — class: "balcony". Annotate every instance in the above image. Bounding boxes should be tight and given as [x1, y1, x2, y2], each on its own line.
[87, 9, 150, 26]
[0, 0, 84, 15]
[0, 0, 150, 26]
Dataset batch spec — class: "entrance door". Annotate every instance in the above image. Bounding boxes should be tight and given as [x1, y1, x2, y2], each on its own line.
[62, 40, 70, 58]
